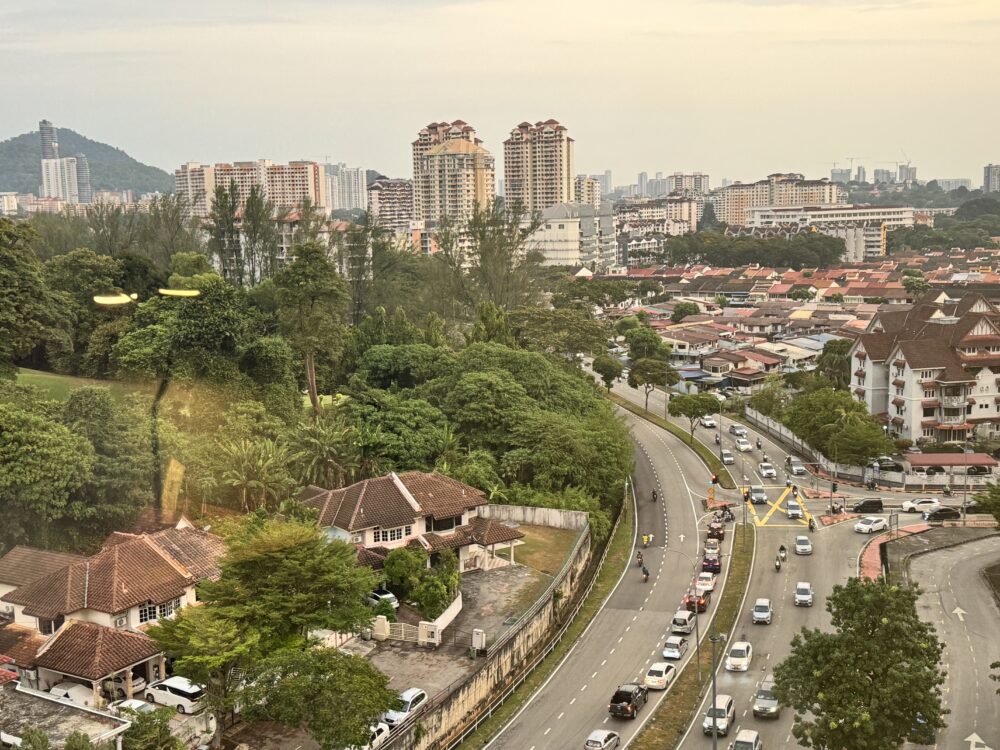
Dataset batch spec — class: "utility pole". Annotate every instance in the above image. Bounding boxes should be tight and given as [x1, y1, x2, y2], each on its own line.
[709, 633, 725, 750]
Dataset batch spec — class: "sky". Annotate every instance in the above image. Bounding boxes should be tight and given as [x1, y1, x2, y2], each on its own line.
[2, 0, 998, 187]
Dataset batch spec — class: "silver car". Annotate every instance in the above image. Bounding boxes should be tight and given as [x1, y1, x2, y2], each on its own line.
[794, 536, 813, 555]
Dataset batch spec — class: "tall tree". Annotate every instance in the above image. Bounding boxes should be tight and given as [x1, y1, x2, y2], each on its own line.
[273, 241, 349, 415]
[592, 354, 624, 391]
[241, 185, 282, 285]
[628, 357, 679, 412]
[774, 577, 946, 750]
[88, 202, 138, 257]
[465, 199, 543, 311]
[137, 193, 203, 268]
[286, 412, 359, 489]
[670, 301, 700, 323]
[668, 392, 719, 442]
[217, 437, 297, 512]
[624, 326, 667, 360]
[508, 307, 609, 359]
[815, 338, 852, 390]
[207, 181, 243, 287]
[27, 211, 94, 260]
[292, 197, 327, 245]
[120, 706, 184, 750]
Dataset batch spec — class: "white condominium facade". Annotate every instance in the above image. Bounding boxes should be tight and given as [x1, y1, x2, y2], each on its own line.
[503, 120, 575, 213]
[174, 160, 327, 216]
[367, 178, 414, 233]
[526, 202, 617, 270]
[715, 173, 845, 226]
[413, 139, 495, 225]
[574, 176, 601, 208]
[667, 172, 710, 195]
[325, 164, 367, 211]
[985, 164, 1000, 193]
[615, 196, 698, 232]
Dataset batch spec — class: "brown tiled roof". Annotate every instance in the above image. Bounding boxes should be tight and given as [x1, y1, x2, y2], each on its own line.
[412, 517, 524, 553]
[0, 624, 45, 667]
[127, 507, 190, 535]
[2, 537, 194, 619]
[356, 546, 388, 570]
[0, 546, 84, 588]
[34, 620, 161, 681]
[0, 668, 17, 686]
[148, 528, 225, 582]
[396, 472, 486, 520]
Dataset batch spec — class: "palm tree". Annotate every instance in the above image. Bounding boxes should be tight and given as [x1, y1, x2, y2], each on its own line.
[219, 438, 297, 512]
[287, 414, 359, 489]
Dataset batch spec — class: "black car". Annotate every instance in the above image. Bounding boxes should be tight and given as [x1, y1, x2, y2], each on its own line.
[851, 498, 884, 513]
[702, 554, 721, 573]
[924, 507, 961, 522]
[608, 683, 648, 719]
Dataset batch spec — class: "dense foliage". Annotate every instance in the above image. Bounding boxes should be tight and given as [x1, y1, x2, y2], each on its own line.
[887, 197, 1000, 253]
[661, 231, 847, 269]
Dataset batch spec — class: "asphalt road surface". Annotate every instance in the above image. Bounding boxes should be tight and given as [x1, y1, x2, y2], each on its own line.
[486, 411, 731, 750]
[909, 536, 1000, 750]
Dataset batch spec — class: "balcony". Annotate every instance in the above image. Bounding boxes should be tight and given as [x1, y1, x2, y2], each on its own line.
[942, 395, 966, 408]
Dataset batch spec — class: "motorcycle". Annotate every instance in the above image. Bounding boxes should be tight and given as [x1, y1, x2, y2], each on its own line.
[866, 479, 878, 491]
[715, 434, 721, 445]
[652, 490, 658, 503]
[778, 545, 787, 561]
[774, 556, 781, 572]
[642, 534, 649, 548]
[642, 566, 650, 583]
[943, 485, 953, 497]
[636, 552, 643, 567]
[808, 517, 816, 532]
[756, 438, 762, 450]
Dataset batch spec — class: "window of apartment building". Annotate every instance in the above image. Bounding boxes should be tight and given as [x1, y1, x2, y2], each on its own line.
[374, 525, 413, 543]
[895, 405, 904, 415]
[428, 515, 461, 532]
[922, 428, 935, 438]
[895, 387, 903, 396]
[981, 403, 990, 410]
[923, 407, 936, 418]
[924, 390, 935, 398]
[138, 601, 158, 624]
[894, 368, 904, 378]
[921, 370, 934, 379]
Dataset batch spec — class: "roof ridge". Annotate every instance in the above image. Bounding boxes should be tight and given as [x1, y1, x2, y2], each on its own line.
[143, 534, 196, 580]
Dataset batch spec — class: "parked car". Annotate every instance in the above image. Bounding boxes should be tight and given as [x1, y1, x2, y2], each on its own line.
[911, 465, 944, 476]
[702, 554, 721, 573]
[721, 449, 735, 465]
[366, 588, 400, 610]
[794, 581, 814, 607]
[358, 722, 390, 750]
[758, 463, 777, 479]
[905, 445, 923, 454]
[608, 683, 647, 719]
[643, 662, 677, 691]
[684, 587, 710, 613]
[102, 673, 147, 699]
[382, 687, 428, 727]
[751, 598, 772, 624]
[707, 521, 725, 540]
[729, 424, 748, 437]
[696, 571, 717, 593]
[794, 535, 812, 555]
[108, 698, 157, 716]
[729, 728, 764, 750]
[786, 456, 806, 475]
[851, 498, 884, 513]
[876, 456, 904, 471]
[735, 438, 753, 452]
[902, 498, 940, 514]
[854, 516, 888, 534]
[786, 499, 803, 519]
[145, 676, 206, 714]
[725, 641, 753, 671]
[752, 676, 781, 718]
[584, 730, 621, 749]
[924, 506, 962, 522]
[749, 485, 768, 504]
[49, 682, 96, 707]
[662, 636, 689, 660]
[700, 416, 718, 429]
[671, 610, 697, 634]
[703, 694, 736, 736]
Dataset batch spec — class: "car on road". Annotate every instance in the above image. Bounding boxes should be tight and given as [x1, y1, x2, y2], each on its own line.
[382, 687, 427, 727]
[851, 497, 884, 513]
[702, 553, 721, 573]
[696, 571, 717, 593]
[729, 424, 748, 437]
[703, 694, 736, 736]
[752, 676, 781, 719]
[729, 728, 764, 750]
[758, 462, 777, 479]
[643, 662, 677, 690]
[704, 538, 721, 556]
[366, 588, 400, 609]
[749, 485, 768, 504]
[700, 416, 717, 428]
[662, 636, 689, 660]
[786, 456, 806, 475]
[854, 516, 888, 534]
[751, 598, 772, 624]
[608, 683, 647, 719]
[721, 449, 735, 465]
[794, 581, 814, 607]
[902, 498, 941, 514]
[671, 610, 696, 634]
[584, 730, 621, 749]
[875, 455, 904, 472]
[924, 506, 962, 522]
[794, 535, 813, 555]
[683, 587, 710, 613]
[725, 641, 753, 671]
[786, 499, 803, 519]
[707, 521, 725, 540]
[735, 438, 753, 452]
[363, 722, 390, 749]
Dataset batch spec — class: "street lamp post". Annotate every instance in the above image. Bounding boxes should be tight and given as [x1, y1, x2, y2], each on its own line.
[963, 436, 970, 527]
[709, 632, 726, 750]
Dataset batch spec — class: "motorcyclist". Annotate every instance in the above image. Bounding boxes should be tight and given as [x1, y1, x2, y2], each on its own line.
[756, 437, 762, 450]
[774, 555, 781, 571]
[808, 517, 816, 532]
[943, 485, 953, 497]
[642, 565, 650, 582]
[778, 544, 787, 560]
[715, 434, 721, 445]
[652, 489, 658, 502]
[636, 551, 643, 566]
[642, 534, 649, 547]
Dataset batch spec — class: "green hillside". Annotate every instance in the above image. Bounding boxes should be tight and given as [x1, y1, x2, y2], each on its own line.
[0, 126, 173, 195]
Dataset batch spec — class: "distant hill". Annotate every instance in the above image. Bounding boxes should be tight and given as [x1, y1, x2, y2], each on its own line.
[0, 126, 173, 195]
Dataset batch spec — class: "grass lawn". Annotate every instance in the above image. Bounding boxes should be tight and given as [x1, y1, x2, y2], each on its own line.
[457, 502, 634, 748]
[16, 368, 151, 402]
[631, 523, 756, 749]
[515, 525, 581, 575]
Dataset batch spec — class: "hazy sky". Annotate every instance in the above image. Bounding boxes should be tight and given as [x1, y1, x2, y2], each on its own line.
[2, 0, 998, 186]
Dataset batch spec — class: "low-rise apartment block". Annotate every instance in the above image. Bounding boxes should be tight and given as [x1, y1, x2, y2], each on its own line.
[527, 202, 617, 270]
[174, 159, 328, 216]
[714, 173, 845, 226]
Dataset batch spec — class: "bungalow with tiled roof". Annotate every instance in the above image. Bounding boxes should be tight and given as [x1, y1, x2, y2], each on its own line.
[300, 472, 524, 573]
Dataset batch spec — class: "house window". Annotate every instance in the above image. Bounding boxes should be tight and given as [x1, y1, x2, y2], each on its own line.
[923, 408, 936, 418]
[373, 526, 413, 543]
[138, 602, 158, 624]
[922, 428, 935, 437]
[429, 515, 461, 532]
[158, 597, 182, 619]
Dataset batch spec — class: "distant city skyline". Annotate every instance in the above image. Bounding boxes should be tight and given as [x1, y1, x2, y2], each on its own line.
[2, 0, 996, 183]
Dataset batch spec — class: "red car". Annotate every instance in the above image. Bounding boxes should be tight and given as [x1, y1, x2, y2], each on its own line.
[707, 522, 725, 540]
[683, 587, 710, 613]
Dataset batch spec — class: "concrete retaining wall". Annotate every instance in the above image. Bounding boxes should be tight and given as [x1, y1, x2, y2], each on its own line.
[477, 504, 589, 530]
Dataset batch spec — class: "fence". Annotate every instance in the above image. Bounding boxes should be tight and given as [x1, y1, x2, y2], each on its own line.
[477, 505, 590, 530]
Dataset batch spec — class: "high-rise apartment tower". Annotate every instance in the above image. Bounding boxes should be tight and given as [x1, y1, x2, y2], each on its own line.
[503, 120, 575, 213]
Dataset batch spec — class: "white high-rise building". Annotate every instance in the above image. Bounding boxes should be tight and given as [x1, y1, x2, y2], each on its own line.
[41, 157, 81, 203]
[503, 120, 575, 214]
[325, 164, 367, 211]
[667, 172, 711, 195]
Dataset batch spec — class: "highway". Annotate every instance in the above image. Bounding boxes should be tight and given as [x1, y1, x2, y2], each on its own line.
[486, 410, 730, 750]
[909, 536, 1000, 750]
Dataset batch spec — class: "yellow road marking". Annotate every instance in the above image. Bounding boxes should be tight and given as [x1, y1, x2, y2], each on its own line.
[759, 487, 792, 524]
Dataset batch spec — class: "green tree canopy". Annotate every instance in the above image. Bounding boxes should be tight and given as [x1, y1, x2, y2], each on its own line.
[815, 338, 852, 390]
[592, 354, 624, 391]
[624, 326, 666, 360]
[628, 357, 678, 412]
[668, 392, 719, 442]
[120, 706, 184, 750]
[670, 301, 700, 323]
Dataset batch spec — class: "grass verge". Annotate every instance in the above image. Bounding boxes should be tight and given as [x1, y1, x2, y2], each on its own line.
[516, 525, 582, 575]
[631, 523, 756, 750]
[607, 392, 736, 489]
[456, 502, 635, 748]
[16, 368, 149, 402]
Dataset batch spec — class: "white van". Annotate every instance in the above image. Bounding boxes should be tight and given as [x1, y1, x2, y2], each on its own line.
[49, 682, 95, 707]
[671, 609, 696, 634]
[145, 676, 206, 714]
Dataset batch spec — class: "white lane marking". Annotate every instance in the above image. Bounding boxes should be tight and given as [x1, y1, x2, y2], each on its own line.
[569, 698, 576, 705]
[591, 672, 597, 679]
[581, 684, 588, 691]
[543, 728, 550, 736]
[601, 659, 607, 666]
[557, 712, 564, 720]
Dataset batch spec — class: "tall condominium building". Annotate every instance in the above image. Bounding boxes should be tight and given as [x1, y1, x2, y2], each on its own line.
[637, 172, 648, 197]
[898, 164, 918, 183]
[174, 160, 327, 217]
[74, 154, 92, 204]
[367, 178, 414, 233]
[39, 119, 59, 160]
[325, 163, 367, 211]
[503, 120, 575, 214]
[413, 138, 495, 225]
[574, 176, 601, 208]
[873, 169, 895, 185]
[984, 164, 1000, 193]
[602, 170, 613, 196]
[525, 202, 617, 270]
[831, 168, 852, 184]
[935, 178, 972, 192]
[38, 120, 91, 204]
[714, 173, 845, 226]
[855, 166, 867, 184]
[412, 121, 486, 223]
[667, 172, 710, 195]
[0, 193, 18, 216]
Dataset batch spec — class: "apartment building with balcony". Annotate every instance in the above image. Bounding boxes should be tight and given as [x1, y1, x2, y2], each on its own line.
[413, 139, 495, 225]
[714, 173, 845, 226]
[667, 172, 710, 195]
[503, 120, 575, 213]
[174, 159, 327, 217]
[525, 202, 617, 270]
[849, 292, 1000, 443]
[367, 178, 414, 233]
[574, 176, 601, 208]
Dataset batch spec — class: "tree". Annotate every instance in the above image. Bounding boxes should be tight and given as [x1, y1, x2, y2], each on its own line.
[825, 418, 894, 467]
[242, 647, 398, 750]
[668, 392, 720, 442]
[443, 369, 536, 449]
[120, 706, 184, 750]
[241, 185, 281, 285]
[903, 275, 931, 296]
[27, 211, 93, 260]
[971, 481, 1000, 526]
[198, 520, 377, 652]
[88, 202, 138, 257]
[828, 292, 845, 303]
[790, 288, 816, 301]
[628, 357, 677, 412]
[774, 577, 946, 750]
[273, 242, 349, 416]
[465, 199, 544, 311]
[383, 547, 428, 599]
[783, 388, 871, 455]
[815, 338, 852, 390]
[64, 732, 98, 750]
[624, 326, 666, 360]
[748, 373, 789, 419]
[698, 202, 720, 231]
[592, 354, 624, 391]
[614, 316, 641, 336]
[147, 606, 258, 748]
[207, 181, 243, 287]
[137, 193, 203, 268]
[217, 437, 297, 512]
[507, 307, 608, 359]
[19, 729, 50, 750]
[286, 412, 359, 489]
[670, 301, 700, 323]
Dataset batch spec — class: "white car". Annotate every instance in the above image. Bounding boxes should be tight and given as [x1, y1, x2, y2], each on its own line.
[49, 682, 96, 707]
[902, 498, 941, 514]
[382, 687, 428, 727]
[725, 641, 753, 672]
[102, 673, 147, 699]
[662, 636, 688, 660]
[643, 662, 677, 690]
[758, 463, 777, 479]
[108, 698, 156, 716]
[735, 438, 752, 452]
[721, 449, 735, 465]
[695, 572, 717, 594]
[794, 535, 813, 555]
[362, 722, 390, 750]
[701, 416, 717, 428]
[794, 581, 814, 607]
[751, 598, 772, 624]
[585, 730, 621, 749]
[704, 538, 721, 556]
[366, 588, 400, 609]
[145, 676, 206, 714]
[854, 516, 889, 534]
[786, 499, 803, 519]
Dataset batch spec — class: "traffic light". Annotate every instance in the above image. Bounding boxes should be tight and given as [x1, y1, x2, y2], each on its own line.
[711, 474, 719, 485]
[831, 482, 838, 493]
